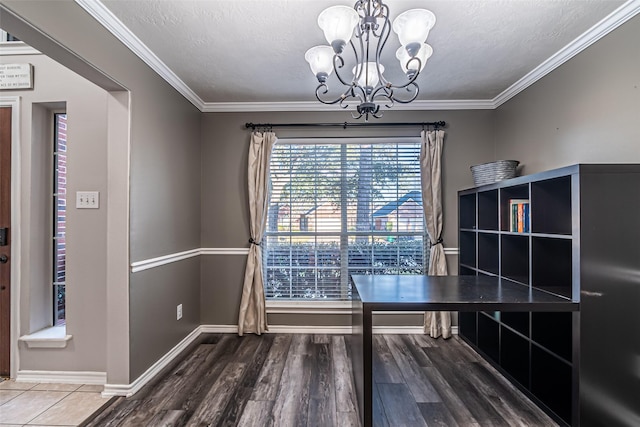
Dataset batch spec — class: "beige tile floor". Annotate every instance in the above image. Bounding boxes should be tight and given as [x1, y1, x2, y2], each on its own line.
[0, 379, 110, 426]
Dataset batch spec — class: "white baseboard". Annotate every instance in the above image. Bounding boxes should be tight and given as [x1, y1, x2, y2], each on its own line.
[200, 324, 239, 334]
[267, 325, 352, 334]
[200, 324, 458, 335]
[102, 326, 201, 397]
[16, 370, 106, 385]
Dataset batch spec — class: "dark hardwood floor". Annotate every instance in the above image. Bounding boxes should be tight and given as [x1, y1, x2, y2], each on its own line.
[84, 333, 557, 427]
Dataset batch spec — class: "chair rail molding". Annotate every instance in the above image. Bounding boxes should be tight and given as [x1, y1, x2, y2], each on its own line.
[130, 247, 458, 273]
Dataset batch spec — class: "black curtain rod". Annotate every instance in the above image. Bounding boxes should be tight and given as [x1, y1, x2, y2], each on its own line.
[245, 121, 446, 130]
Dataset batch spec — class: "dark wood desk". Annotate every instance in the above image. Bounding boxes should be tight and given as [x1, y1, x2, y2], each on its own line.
[350, 275, 579, 427]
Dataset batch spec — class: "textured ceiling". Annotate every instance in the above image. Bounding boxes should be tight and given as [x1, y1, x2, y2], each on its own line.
[99, 0, 627, 105]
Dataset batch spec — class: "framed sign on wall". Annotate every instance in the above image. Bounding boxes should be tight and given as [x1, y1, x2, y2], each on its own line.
[0, 63, 33, 90]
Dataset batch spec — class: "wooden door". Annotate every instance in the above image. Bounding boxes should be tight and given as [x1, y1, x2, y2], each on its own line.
[0, 107, 11, 377]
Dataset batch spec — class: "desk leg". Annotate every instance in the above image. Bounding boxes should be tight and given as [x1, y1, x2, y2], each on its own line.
[352, 297, 373, 427]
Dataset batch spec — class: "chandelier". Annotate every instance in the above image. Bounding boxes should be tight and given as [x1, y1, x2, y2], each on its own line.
[304, 0, 436, 120]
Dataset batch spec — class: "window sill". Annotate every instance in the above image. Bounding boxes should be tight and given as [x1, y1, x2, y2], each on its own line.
[266, 300, 353, 314]
[19, 326, 72, 348]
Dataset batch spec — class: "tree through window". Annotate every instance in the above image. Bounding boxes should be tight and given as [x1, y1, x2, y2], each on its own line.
[264, 139, 429, 300]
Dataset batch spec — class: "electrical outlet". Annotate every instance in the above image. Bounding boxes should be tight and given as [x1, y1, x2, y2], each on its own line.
[177, 304, 183, 320]
[76, 191, 100, 209]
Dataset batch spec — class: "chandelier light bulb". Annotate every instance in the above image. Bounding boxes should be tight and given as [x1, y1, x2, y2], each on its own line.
[305, 45, 335, 82]
[392, 9, 436, 48]
[396, 43, 433, 75]
[353, 62, 384, 88]
[317, 5, 360, 53]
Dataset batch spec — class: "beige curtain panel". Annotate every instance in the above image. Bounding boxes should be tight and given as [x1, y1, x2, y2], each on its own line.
[420, 129, 452, 339]
[238, 131, 277, 336]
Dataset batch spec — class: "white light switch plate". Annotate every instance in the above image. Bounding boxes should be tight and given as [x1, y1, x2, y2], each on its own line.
[76, 191, 100, 209]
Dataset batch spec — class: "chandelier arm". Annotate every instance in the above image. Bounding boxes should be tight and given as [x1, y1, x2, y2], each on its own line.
[340, 97, 353, 110]
[354, 1, 368, 28]
[314, 83, 357, 107]
[372, 108, 385, 119]
[352, 30, 366, 87]
[371, 2, 389, 39]
[371, 88, 394, 108]
[339, 86, 365, 110]
[374, 4, 392, 87]
[386, 63, 422, 90]
[332, 54, 353, 89]
[353, 86, 366, 104]
[389, 82, 420, 104]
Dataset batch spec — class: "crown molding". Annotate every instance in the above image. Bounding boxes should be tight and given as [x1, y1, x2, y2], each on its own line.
[200, 99, 497, 113]
[78, 0, 640, 113]
[74, 0, 206, 111]
[494, 0, 640, 108]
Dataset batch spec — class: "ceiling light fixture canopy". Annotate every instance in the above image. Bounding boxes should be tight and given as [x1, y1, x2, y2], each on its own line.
[305, 0, 435, 120]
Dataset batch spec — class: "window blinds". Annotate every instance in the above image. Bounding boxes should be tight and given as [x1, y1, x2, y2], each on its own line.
[264, 141, 428, 300]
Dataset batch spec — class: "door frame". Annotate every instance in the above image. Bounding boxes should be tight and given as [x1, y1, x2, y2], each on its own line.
[1, 96, 21, 379]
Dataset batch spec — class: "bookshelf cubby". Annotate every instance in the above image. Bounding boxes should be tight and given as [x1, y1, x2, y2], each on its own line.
[459, 193, 476, 230]
[477, 190, 498, 230]
[500, 326, 529, 386]
[500, 234, 529, 284]
[477, 232, 499, 274]
[457, 164, 640, 427]
[459, 231, 476, 268]
[530, 176, 572, 235]
[500, 184, 529, 232]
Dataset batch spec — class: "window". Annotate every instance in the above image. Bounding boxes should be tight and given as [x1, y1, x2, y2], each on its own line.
[0, 29, 20, 42]
[53, 113, 67, 325]
[264, 139, 429, 300]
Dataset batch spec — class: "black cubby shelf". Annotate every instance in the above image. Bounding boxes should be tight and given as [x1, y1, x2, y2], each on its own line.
[457, 164, 640, 427]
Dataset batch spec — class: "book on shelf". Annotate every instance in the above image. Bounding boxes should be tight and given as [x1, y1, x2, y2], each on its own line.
[509, 199, 530, 233]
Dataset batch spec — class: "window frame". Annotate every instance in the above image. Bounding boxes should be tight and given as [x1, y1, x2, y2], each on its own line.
[263, 136, 429, 301]
[52, 112, 67, 325]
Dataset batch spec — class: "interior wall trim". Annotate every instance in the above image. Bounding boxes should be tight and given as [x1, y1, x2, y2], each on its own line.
[200, 99, 496, 112]
[103, 326, 201, 397]
[200, 248, 250, 256]
[74, 0, 206, 111]
[15, 370, 106, 385]
[130, 247, 458, 272]
[75, 0, 640, 113]
[130, 248, 200, 273]
[2, 96, 22, 380]
[494, 0, 640, 107]
[201, 324, 458, 335]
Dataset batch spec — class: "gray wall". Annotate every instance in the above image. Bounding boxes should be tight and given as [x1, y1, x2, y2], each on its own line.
[130, 258, 201, 379]
[495, 14, 640, 172]
[200, 110, 495, 326]
[2, 1, 202, 383]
